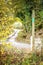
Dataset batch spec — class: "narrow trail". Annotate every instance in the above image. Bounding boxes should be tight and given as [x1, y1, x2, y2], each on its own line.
[6, 29, 32, 52]
[0, 29, 41, 53]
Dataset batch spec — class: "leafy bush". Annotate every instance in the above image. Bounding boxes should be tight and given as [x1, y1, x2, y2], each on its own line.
[0, 43, 43, 65]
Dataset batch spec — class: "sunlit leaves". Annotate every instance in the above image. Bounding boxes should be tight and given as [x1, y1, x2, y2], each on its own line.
[0, 0, 43, 41]
[8, 16, 14, 21]
[0, 25, 14, 41]
[0, 0, 15, 41]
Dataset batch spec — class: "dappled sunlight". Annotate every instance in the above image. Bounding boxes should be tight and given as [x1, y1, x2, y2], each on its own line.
[14, 21, 22, 28]
[0, 0, 43, 65]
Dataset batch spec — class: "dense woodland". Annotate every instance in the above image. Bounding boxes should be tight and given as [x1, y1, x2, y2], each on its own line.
[0, 0, 43, 65]
[0, 0, 43, 33]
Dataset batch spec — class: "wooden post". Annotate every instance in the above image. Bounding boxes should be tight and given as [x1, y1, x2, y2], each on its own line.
[32, 10, 35, 52]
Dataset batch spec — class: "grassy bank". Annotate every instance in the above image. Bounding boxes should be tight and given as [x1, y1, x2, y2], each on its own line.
[16, 31, 31, 44]
[16, 29, 43, 44]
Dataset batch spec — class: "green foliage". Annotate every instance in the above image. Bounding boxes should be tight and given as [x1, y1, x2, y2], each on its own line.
[0, 0, 43, 40]
[40, 62, 43, 65]
[1, 44, 43, 65]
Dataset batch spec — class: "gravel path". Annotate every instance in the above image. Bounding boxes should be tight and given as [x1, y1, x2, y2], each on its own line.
[6, 29, 32, 52]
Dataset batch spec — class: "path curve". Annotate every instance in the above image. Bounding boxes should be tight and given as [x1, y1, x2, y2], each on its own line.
[0, 29, 32, 53]
[7, 29, 32, 51]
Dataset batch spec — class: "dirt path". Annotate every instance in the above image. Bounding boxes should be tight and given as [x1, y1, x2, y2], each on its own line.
[5, 29, 32, 53]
